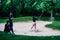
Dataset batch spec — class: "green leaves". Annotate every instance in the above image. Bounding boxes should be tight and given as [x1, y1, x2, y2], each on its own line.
[6, 0, 11, 5]
[40, 2, 46, 12]
[1, 0, 60, 17]
[32, 1, 37, 7]
[56, 1, 60, 9]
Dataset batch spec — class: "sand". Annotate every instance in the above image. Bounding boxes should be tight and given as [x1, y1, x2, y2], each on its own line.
[0, 21, 60, 36]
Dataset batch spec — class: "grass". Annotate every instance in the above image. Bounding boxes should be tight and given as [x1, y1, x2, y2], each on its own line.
[39, 17, 60, 30]
[40, 17, 50, 21]
[0, 16, 52, 23]
[39, 17, 60, 21]
[0, 19, 7, 23]
[13, 16, 32, 22]
[54, 17, 60, 21]
[46, 21, 60, 30]
[0, 16, 32, 23]
[0, 31, 60, 40]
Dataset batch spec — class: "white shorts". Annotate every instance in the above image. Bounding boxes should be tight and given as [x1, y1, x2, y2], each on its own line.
[33, 22, 36, 24]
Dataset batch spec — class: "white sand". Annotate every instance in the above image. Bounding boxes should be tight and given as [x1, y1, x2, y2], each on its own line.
[0, 21, 60, 36]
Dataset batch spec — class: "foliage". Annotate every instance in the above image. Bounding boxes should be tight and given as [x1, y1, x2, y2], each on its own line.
[0, 0, 60, 17]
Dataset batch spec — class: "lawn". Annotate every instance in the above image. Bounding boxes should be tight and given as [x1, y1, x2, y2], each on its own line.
[13, 16, 32, 22]
[40, 17, 60, 30]
[40, 17, 50, 21]
[45, 21, 60, 30]
[0, 16, 51, 23]
[0, 16, 32, 23]
[0, 31, 60, 40]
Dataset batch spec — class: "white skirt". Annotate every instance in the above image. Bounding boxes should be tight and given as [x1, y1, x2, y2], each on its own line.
[33, 22, 36, 24]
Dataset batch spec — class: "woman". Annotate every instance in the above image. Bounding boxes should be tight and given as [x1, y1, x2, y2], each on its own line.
[31, 16, 37, 31]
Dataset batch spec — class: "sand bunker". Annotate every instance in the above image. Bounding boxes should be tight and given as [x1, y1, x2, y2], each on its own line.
[0, 21, 60, 36]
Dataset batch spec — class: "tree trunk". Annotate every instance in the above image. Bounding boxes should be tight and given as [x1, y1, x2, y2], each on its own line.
[51, 10, 54, 21]
[10, 0, 14, 13]
[20, 0, 25, 16]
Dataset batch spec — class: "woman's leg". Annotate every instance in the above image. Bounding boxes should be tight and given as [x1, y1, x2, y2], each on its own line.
[34, 23, 36, 30]
[31, 24, 35, 29]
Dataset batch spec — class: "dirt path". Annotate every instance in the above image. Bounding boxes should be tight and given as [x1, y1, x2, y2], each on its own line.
[0, 21, 60, 36]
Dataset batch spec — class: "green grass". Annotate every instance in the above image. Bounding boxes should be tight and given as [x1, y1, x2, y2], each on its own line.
[40, 17, 50, 21]
[46, 21, 60, 30]
[0, 16, 32, 23]
[54, 17, 60, 21]
[13, 16, 32, 22]
[41, 16, 60, 30]
[0, 31, 60, 40]
[0, 19, 7, 23]
[40, 17, 60, 21]
[0, 16, 60, 23]
[0, 16, 52, 23]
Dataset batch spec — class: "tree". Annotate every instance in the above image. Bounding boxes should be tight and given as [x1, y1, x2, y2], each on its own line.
[10, 0, 22, 17]
[0, 0, 1, 18]
[1, 0, 11, 17]
[40, 2, 48, 18]
[40, 0, 56, 21]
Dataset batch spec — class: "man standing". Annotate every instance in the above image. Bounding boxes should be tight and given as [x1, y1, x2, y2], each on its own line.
[9, 19, 14, 34]
[8, 12, 14, 34]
